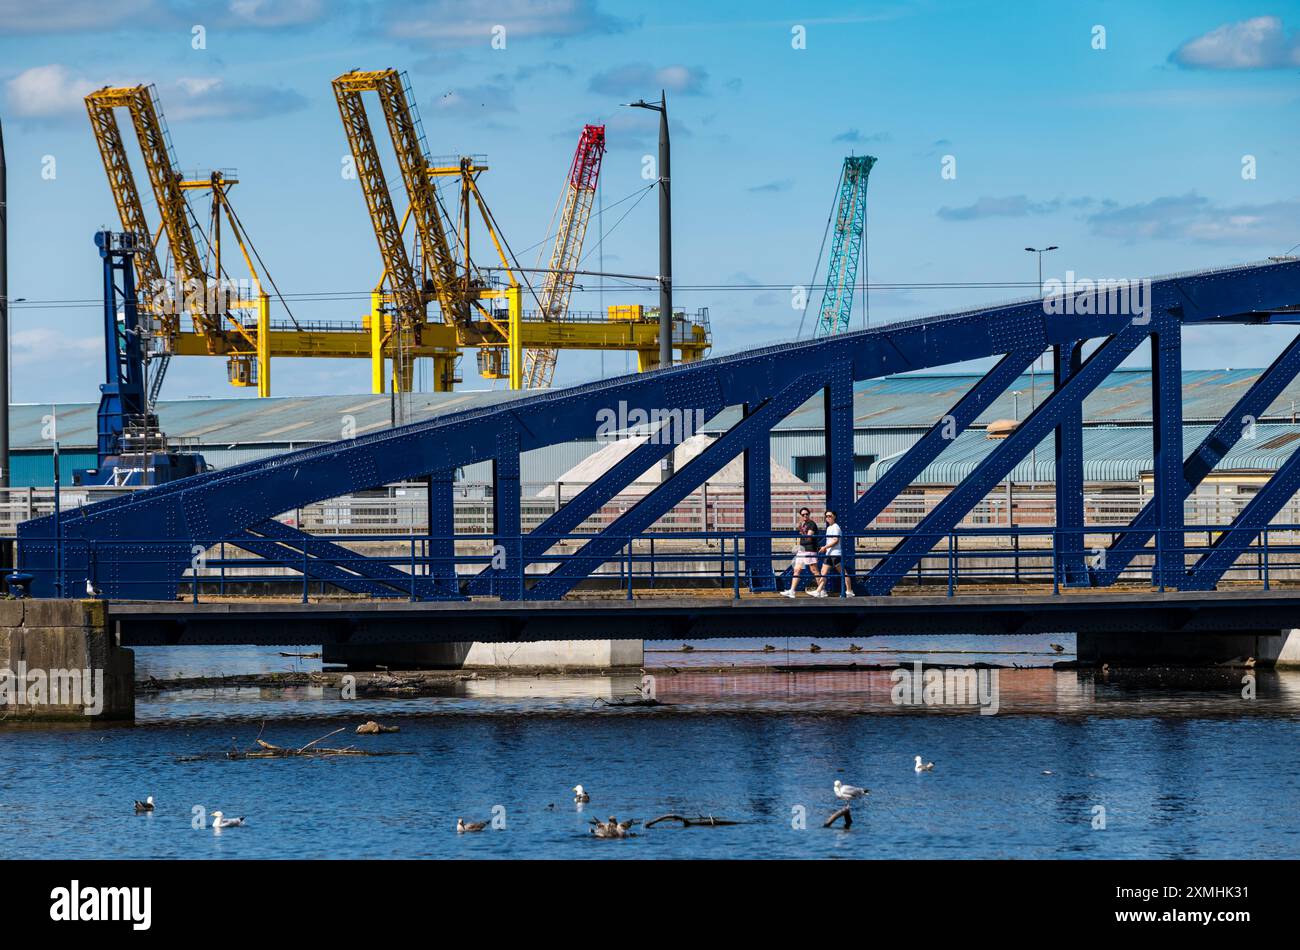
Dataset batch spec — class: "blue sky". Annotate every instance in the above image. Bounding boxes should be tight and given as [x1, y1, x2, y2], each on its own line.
[1, 0, 1298, 403]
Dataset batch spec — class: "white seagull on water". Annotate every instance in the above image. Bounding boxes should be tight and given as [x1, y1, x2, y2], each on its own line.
[210, 810, 245, 829]
[914, 756, 935, 773]
[573, 784, 590, 803]
[133, 795, 154, 813]
[833, 780, 869, 802]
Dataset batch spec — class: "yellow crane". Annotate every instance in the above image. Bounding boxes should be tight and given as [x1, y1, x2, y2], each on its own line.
[333, 68, 712, 394]
[84, 85, 276, 397]
[84, 75, 712, 400]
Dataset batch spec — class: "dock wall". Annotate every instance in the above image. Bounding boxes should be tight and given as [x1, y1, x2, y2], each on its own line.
[0, 599, 133, 721]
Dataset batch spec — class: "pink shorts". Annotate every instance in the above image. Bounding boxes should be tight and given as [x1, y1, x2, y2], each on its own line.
[794, 552, 818, 569]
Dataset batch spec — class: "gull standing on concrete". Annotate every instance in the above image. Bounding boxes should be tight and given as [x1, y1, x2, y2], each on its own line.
[914, 756, 935, 773]
[833, 780, 869, 802]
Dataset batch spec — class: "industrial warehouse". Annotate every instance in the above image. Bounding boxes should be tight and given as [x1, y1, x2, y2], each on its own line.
[10, 366, 1300, 535]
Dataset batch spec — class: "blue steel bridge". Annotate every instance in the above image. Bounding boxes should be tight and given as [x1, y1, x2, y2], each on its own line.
[16, 257, 1300, 618]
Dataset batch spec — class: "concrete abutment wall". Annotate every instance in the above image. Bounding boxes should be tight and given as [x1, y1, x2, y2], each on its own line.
[0, 599, 133, 721]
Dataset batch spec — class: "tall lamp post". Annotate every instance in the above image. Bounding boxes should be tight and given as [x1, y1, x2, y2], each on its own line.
[625, 91, 673, 478]
[0, 115, 10, 493]
[1023, 245, 1058, 484]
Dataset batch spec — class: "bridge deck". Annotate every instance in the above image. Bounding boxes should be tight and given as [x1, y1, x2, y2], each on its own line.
[109, 588, 1300, 646]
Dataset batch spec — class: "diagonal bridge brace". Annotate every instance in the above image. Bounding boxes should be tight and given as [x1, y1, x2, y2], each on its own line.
[1093, 331, 1300, 586]
[1181, 440, 1300, 590]
[465, 425, 712, 594]
[525, 374, 824, 600]
[235, 519, 442, 599]
[848, 348, 1041, 531]
[863, 322, 1152, 595]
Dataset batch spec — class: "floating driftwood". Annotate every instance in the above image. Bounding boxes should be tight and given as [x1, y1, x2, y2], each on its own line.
[592, 696, 665, 708]
[222, 725, 412, 760]
[824, 806, 853, 829]
[645, 814, 739, 828]
[355, 721, 400, 734]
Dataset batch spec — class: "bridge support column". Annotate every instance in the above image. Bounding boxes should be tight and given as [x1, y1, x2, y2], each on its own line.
[0, 600, 133, 722]
[493, 429, 523, 600]
[427, 469, 458, 596]
[743, 401, 775, 591]
[1152, 317, 1184, 588]
[825, 362, 856, 590]
[1054, 341, 1086, 586]
[1077, 629, 1300, 667]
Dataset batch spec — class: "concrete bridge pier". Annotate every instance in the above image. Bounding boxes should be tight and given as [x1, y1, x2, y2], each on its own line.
[321, 639, 645, 672]
[1077, 629, 1300, 668]
[0, 600, 134, 721]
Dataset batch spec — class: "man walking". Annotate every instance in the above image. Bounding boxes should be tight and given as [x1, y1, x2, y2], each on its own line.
[811, 509, 854, 598]
[782, 506, 821, 598]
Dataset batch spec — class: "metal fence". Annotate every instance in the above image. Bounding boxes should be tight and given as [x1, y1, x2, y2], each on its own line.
[4, 481, 1294, 539]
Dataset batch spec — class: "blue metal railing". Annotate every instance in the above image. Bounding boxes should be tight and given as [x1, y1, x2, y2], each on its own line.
[17, 522, 1300, 603]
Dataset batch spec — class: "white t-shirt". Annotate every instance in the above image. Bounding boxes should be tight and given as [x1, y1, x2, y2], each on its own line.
[825, 522, 841, 556]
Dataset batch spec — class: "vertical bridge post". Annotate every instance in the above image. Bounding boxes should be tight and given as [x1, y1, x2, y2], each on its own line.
[493, 429, 523, 599]
[1152, 312, 1184, 588]
[1054, 340, 1086, 585]
[742, 401, 774, 591]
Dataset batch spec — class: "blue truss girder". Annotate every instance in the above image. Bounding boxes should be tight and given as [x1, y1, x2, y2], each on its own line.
[1092, 331, 1300, 586]
[17, 259, 1300, 601]
[234, 521, 426, 599]
[849, 348, 1040, 531]
[863, 322, 1152, 595]
[523, 373, 825, 600]
[467, 420, 698, 595]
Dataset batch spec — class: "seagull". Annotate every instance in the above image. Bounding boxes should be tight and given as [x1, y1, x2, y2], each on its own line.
[833, 780, 869, 802]
[210, 810, 245, 829]
[85, 578, 101, 598]
[573, 784, 590, 803]
[133, 795, 154, 813]
[1049, 643, 1065, 654]
[591, 816, 630, 838]
[457, 818, 487, 833]
[914, 756, 935, 773]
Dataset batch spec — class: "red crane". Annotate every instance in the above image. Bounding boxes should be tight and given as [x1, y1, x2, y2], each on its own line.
[523, 124, 606, 389]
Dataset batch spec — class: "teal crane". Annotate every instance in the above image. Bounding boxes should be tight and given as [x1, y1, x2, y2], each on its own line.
[814, 155, 876, 337]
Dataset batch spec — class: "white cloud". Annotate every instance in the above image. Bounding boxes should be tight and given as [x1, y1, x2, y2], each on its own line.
[225, 0, 325, 28]
[12, 328, 100, 367]
[1170, 16, 1300, 70]
[425, 83, 516, 116]
[5, 65, 99, 119]
[5, 65, 307, 121]
[589, 62, 708, 97]
[1086, 192, 1300, 246]
[0, 0, 161, 32]
[382, 0, 630, 48]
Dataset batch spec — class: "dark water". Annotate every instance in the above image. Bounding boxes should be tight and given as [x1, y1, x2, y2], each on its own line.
[2, 641, 1299, 860]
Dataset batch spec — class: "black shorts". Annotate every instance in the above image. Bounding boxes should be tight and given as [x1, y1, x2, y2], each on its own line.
[824, 556, 842, 569]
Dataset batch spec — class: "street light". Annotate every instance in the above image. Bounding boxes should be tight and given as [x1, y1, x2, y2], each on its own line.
[1024, 245, 1059, 296]
[625, 92, 673, 478]
[623, 92, 672, 376]
[1021, 245, 1059, 476]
